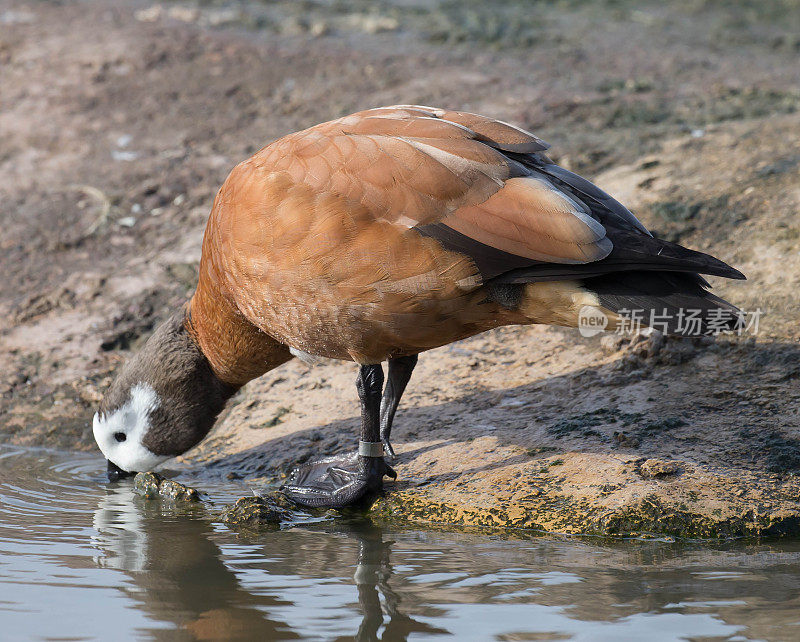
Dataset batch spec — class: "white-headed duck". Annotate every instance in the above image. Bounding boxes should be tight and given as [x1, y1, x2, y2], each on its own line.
[94, 106, 744, 507]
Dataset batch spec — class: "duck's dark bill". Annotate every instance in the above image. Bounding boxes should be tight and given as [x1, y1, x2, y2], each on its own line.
[107, 459, 135, 482]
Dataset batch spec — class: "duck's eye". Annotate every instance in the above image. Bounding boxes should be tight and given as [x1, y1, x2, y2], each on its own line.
[114, 432, 127, 443]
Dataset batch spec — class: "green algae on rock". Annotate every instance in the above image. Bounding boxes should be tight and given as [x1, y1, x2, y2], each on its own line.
[133, 471, 200, 502]
[220, 495, 290, 527]
[369, 451, 800, 539]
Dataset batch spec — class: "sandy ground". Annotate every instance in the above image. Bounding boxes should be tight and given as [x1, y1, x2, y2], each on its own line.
[1, 0, 799, 536]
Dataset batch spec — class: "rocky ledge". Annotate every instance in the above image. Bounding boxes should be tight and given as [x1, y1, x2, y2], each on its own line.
[370, 452, 800, 539]
[184, 324, 799, 539]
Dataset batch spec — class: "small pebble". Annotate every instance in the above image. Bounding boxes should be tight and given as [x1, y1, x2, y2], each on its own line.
[133, 471, 200, 502]
[639, 459, 681, 479]
[220, 495, 289, 527]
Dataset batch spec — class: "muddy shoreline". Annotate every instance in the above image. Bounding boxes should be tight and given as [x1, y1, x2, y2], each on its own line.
[1, 0, 798, 536]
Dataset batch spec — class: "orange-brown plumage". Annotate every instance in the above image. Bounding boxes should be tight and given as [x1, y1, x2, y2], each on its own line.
[96, 105, 743, 503]
[186, 105, 742, 383]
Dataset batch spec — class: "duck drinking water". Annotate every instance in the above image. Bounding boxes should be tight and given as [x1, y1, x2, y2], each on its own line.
[93, 105, 744, 508]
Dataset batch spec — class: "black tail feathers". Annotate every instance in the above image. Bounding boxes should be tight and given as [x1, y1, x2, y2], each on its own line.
[584, 271, 744, 337]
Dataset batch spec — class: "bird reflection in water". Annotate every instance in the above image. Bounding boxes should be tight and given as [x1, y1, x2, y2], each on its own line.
[344, 520, 447, 642]
[91, 486, 442, 641]
[92, 485, 298, 639]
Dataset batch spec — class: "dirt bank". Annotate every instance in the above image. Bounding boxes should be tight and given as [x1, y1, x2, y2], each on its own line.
[1, 0, 798, 537]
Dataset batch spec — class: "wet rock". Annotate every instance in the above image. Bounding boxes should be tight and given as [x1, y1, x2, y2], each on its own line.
[220, 495, 290, 527]
[133, 472, 200, 502]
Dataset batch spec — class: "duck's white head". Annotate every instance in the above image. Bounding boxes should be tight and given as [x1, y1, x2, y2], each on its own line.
[93, 310, 237, 480]
[93, 382, 168, 474]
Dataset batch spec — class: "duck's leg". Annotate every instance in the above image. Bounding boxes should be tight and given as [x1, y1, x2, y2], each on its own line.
[379, 355, 418, 459]
[282, 363, 396, 508]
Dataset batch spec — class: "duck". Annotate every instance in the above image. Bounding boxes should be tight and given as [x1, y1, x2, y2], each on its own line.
[94, 105, 744, 507]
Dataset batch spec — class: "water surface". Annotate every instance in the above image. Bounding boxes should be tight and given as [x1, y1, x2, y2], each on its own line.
[1, 446, 799, 641]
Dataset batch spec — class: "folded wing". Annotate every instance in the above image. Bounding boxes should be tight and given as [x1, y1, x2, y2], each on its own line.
[250, 105, 742, 288]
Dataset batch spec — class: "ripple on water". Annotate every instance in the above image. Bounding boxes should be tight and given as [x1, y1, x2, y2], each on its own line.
[0, 446, 799, 641]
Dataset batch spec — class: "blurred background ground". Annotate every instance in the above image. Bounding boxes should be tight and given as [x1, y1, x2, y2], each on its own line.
[0, 0, 798, 532]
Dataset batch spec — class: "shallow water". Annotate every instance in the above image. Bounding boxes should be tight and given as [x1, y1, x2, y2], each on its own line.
[1, 447, 799, 641]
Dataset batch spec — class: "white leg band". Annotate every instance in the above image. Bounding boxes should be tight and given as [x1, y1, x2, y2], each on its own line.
[358, 441, 384, 457]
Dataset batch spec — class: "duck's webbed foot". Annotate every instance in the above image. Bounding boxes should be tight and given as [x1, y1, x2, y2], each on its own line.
[283, 362, 395, 509]
[282, 449, 396, 509]
[282, 360, 416, 509]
